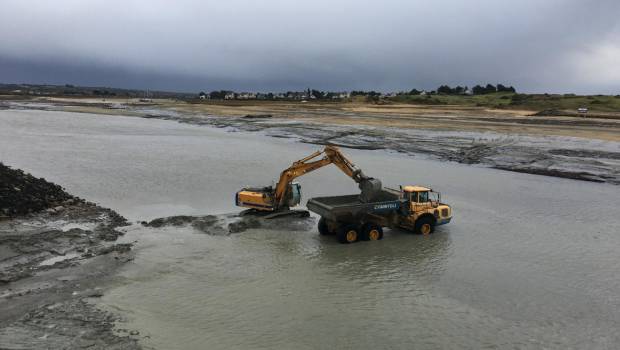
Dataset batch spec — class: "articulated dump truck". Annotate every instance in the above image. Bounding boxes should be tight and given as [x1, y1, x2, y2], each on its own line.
[307, 185, 452, 244]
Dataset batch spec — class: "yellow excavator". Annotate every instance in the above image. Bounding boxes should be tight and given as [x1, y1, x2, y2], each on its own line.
[235, 146, 382, 215]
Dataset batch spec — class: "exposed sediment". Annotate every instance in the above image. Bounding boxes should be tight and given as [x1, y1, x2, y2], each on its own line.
[137, 111, 620, 185]
[3, 100, 620, 185]
[142, 211, 315, 235]
[0, 164, 139, 349]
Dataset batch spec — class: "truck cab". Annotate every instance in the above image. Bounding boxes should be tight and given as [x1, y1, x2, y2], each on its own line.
[400, 185, 452, 234]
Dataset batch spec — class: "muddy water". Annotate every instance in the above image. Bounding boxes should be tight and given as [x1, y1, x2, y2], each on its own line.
[2, 110, 620, 349]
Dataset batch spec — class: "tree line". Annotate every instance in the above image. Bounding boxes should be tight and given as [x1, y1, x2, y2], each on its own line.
[430, 83, 516, 95]
[199, 83, 517, 100]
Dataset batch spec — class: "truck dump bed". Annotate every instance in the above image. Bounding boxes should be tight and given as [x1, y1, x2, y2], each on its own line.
[307, 188, 403, 222]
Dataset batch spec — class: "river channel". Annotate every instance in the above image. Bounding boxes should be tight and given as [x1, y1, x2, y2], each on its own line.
[1, 109, 619, 349]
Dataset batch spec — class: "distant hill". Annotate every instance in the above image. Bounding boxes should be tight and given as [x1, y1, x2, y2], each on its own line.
[0, 83, 195, 99]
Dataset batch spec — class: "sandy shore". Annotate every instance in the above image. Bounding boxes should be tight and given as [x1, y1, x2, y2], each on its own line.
[4, 96, 619, 141]
[166, 100, 620, 142]
[4, 95, 620, 140]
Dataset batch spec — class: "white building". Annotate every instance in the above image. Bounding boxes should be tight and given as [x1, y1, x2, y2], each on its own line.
[237, 92, 257, 100]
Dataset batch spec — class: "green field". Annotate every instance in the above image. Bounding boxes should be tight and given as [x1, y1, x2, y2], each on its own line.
[388, 93, 620, 113]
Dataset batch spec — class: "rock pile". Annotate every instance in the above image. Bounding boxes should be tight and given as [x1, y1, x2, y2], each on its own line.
[0, 162, 74, 217]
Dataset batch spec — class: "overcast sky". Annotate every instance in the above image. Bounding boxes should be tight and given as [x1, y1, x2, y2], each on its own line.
[1, 0, 619, 93]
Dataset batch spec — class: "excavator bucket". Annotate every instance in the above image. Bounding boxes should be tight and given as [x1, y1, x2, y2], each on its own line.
[359, 178, 382, 202]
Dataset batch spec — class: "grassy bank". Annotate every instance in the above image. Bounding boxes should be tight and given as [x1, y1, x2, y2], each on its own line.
[388, 93, 620, 112]
[186, 93, 620, 116]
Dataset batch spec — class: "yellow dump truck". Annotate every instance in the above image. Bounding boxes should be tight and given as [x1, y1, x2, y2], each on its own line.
[307, 185, 452, 243]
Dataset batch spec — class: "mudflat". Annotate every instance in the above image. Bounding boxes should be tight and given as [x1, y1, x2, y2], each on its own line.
[0, 162, 139, 349]
[3, 96, 619, 141]
[4, 96, 617, 184]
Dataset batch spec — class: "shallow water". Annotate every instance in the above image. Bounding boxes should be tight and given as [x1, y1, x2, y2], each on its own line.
[2, 110, 620, 349]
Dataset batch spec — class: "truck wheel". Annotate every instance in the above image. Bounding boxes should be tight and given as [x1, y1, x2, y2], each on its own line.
[361, 224, 383, 241]
[318, 217, 332, 235]
[337, 225, 359, 244]
[415, 217, 435, 235]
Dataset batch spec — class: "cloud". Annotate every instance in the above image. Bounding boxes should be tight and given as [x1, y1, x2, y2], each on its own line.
[568, 41, 620, 90]
[0, 0, 618, 93]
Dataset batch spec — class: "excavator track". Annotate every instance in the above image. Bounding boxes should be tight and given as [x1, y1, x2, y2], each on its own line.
[239, 208, 310, 219]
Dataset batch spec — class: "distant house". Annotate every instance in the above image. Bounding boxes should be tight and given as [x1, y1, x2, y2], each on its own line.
[224, 92, 236, 100]
[237, 92, 257, 100]
[199, 92, 207, 100]
[286, 92, 302, 100]
[419, 91, 427, 96]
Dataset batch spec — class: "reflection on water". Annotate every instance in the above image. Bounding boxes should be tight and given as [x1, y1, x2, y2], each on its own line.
[2, 109, 620, 349]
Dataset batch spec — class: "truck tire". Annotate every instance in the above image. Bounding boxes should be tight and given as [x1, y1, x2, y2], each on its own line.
[318, 217, 332, 235]
[361, 223, 383, 241]
[414, 216, 435, 235]
[337, 225, 359, 244]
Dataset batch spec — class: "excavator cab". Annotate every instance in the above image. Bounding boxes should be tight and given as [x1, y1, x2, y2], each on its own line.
[284, 182, 302, 208]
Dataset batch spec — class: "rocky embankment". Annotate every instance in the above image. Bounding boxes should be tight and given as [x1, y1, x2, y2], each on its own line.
[0, 163, 74, 217]
[0, 163, 140, 349]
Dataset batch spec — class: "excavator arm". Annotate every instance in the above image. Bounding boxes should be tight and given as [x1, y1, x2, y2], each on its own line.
[236, 145, 381, 212]
[323, 146, 367, 182]
[272, 146, 374, 208]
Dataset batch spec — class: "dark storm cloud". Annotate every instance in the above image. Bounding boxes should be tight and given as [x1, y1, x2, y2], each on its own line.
[1, 0, 619, 93]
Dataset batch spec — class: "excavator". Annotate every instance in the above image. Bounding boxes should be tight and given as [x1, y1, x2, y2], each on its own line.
[235, 146, 382, 216]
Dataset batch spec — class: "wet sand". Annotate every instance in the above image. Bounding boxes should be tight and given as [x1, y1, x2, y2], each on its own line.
[0, 198, 139, 349]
